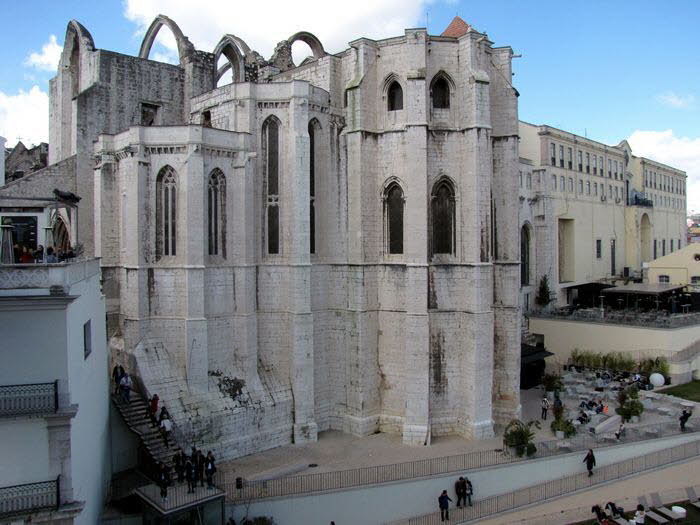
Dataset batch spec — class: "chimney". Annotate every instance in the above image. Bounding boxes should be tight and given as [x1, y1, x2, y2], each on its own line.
[0, 136, 5, 187]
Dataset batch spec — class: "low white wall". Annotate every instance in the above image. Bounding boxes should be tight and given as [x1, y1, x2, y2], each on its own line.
[228, 434, 700, 525]
[529, 316, 700, 368]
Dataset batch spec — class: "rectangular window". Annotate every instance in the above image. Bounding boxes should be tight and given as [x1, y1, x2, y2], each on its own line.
[662, 239, 666, 256]
[671, 239, 674, 251]
[653, 239, 657, 259]
[559, 145, 564, 167]
[608, 159, 612, 177]
[585, 152, 590, 173]
[594, 182, 598, 196]
[610, 239, 616, 275]
[609, 184, 613, 198]
[586, 181, 591, 195]
[596, 239, 602, 259]
[658, 275, 670, 283]
[569, 178, 573, 192]
[615, 186, 619, 199]
[578, 151, 583, 172]
[526, 173, 532, 189]
[614, 160, 618, 178]
[83, 320, 92, 359]
[550, 143, 556, 166]
[579, 179, 583, 194]
[568, 148, 573, 169]
[552, 175, 557, 189]
[598, 156, 603, 175]
[519, 171, 523, 187]
[560, 176, 565, 192]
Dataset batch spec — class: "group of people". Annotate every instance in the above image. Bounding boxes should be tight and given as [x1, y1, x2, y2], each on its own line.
[112, 365, 133, 404]
[148, 394, 173, 446]
[540, 395, 564, 420]
[12, 243, 74, 264]
[436, 476, 474, 521]
[579, 398, 609, 415]
[592, 502, 646, 524]
[156, 447, 217, 501]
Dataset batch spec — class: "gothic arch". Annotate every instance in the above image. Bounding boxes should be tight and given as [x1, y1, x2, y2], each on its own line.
[382, 177, 406, 255]
[59, 20, 95, 97]
[287, 31, 326, 60]
[208, 168, 227, 257]
[213, 34, 251, 83]
[382, 74, 404, 111]
[138, 14, 195, 63]
[430, 177, 456, 256]
[262, 116, 282, 255]
[156, 165, 178, 259]
[430, 71, 455, 109]
[521, 222, 534, 286]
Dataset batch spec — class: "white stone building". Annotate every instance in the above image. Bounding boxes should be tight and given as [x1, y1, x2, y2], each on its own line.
[0, 258, 110, 524]
[0, 15, 522, 460]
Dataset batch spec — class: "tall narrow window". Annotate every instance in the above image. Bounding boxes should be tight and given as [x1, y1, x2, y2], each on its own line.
[431, 179, 455, 256]
[521, 225, 531, 285]
[208, 169, 226, 257]
[156, 165, 177, 258]
[384, 182, 404, 254]
[610, 238, 616, 276]
[431, 76, 450, 109]
[559, 145, 564, 167]
[567, 148, 573, 169]
[550, 143, 556, 166]
[308, 120, 320, 254]
[263, 117, 280, 254]
[387, 81, 403, 111]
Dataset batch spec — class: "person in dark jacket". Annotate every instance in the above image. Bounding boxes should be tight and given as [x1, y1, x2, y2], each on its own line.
[158, 463, 171, 501]
[438, 490, 452, 522]
[205, 451, 217, 489]
[185, 457, 196, 493]
[111, 365, 124, 395]
[173, 449, 184, 483]
[455, 477, 466, 508]
[583, 449, 596, 477]
[196, 450, 206, 487]
[680, 409, 692, 431]
[149, 394, 159, 426]
[465, 478, 474, 507]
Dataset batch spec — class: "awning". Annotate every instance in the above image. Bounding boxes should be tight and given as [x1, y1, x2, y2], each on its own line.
[601, 283, 686, 296]
[521, 343, 554, 365]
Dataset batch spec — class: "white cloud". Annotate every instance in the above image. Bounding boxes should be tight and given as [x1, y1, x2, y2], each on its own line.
[628, 129, 700, 213]
[25, 35, 62, 72]
[0, 86, 49, 147]
[123, 0, 428, 65]
[656, 91, 696, 110]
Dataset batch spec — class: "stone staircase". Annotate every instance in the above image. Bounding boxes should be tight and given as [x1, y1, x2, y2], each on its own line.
[112, 390, 178, 469]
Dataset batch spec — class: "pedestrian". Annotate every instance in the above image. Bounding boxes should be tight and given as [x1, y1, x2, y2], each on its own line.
[680, 409, 692, 431]
[119, 372, 133, 404]
[173, 449, 184, 483]
[160, 414, 173, 447]
[465, 478, 473, 507]
[185, 456, 196, 493]
[158, 462, 170, 502]
[34, 245, 44, 263]
[438, 489, 452, 522]
[149, 394, 159, 426]
[614, 422, 625, 440]
[541, 396, 550, 420]
[205, 451, 216, 489]
[454, 476, 466, 508]
[633, 504, 646, 524]
[158, 406, 170, 426]
[111, 364, 123, 395]
[45, 246, 58, 263]
[583, 449, 596, 477]
[605, 501, 624, 518]
[197, 450, 206, 487]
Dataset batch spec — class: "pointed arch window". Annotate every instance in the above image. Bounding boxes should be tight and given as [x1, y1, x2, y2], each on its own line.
[156, 165, 177, 259]
[387, 81, 403, 111]
[208, 169, 226, 257]
[384, 182, 404, 254]
[308, 120, 321, 254]
[521, 225, 531, 285]
[263, 117, 280, 254]
[431, 179, 455, 255]
[431, 76, 450, 109]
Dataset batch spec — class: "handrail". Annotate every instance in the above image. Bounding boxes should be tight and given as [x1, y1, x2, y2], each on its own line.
[0, 477, 59, 518]
[0, 382, 58, 417]
[390, 439, 700, 524]
[223, 419, 698, 503]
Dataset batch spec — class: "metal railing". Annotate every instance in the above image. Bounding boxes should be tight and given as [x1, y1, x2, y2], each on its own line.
[223, 419, 698, 503]
[0, 381, 58, 417]
[534, 309, 700, 329]
[0, 476, 60, 518]
[389, 439, 700, 524]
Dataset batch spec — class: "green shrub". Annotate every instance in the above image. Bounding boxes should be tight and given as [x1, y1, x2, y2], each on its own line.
[542, 373, 563, 392]
[616, 385, 644, 422]
[504, 419, 541, 457]
[535, 275, 552, 307]
[550, 417, 577, 438]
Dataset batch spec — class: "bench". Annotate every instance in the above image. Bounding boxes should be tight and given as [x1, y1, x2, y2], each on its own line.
[685, 487, 700, 511]
[646, 510, 670, 524]
[593, 414, 621, 435]
[650, 492, 683, 522]
[613, 518, 628, 525]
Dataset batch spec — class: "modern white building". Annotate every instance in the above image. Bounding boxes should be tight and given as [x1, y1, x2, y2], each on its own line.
[0, 258, 110, 524]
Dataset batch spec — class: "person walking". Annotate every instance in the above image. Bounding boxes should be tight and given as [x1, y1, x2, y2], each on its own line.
[454, 477, 466, 508]
[196, 450, 206, 487]
[149, 394, 159, 426]
[111, 365, 123, 395]
[583, 449, 596, 477]
[205, 451, 217, 489]
[158, 462, 170, 502]
[185, 456, 196, 493]
[173, 449, 184, 483]
[541, 396, 550, 420]
[119, 372, 133, 404]
[680, 409, 692, 431]
[160, 414, 173, 447]
[614, 422, 625, 440]
[465, 478, 474, 507]
[438, 489, 452, 522]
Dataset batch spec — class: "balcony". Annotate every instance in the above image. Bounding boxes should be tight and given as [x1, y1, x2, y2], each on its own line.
[631, 195, 654, 208]
[0, 477, 59, 518]
[0, 258, 100, 295]
[0, 382, 58, 417]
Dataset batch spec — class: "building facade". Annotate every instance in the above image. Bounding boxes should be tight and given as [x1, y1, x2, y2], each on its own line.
[518, 122, 687, 309]
[0, 16, 522, 460]
[0, 258, 110, 524]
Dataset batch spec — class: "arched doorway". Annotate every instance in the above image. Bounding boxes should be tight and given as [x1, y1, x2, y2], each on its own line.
[641, 213, 652, 263]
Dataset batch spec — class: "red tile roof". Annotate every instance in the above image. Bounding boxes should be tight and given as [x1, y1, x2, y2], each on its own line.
[441, 16, 470, 38]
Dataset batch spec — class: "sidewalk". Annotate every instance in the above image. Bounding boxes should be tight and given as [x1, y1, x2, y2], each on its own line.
[474, 456, 700, 525]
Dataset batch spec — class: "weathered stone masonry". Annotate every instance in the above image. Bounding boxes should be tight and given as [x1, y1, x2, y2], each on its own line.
[11, 15, 522, 459]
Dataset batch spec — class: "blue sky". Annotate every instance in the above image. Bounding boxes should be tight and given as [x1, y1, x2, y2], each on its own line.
[1, 0, 698, 209]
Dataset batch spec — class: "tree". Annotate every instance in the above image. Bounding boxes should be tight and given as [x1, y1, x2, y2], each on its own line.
[535, 275, 552, 307]
[616, 385, 644, 422]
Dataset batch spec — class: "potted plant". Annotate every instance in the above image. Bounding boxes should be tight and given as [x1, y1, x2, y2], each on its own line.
[503, 419, 541, 457]
[550, 402, 576, 439]
[616, 385, 644, 423]
[542, 373, 563, 400]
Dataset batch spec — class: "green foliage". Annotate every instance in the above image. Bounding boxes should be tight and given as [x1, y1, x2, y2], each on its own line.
[504, 419, 541, 457]
[542, 373, 563, 392]
[639, 357, 670, 378]
[569, 350, 647, 374]
[616, 385, 644, 422]
[661, 380, 700, 403]
[535, 275, 552, 307]
[550, 417, 577, 438]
